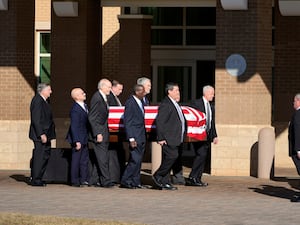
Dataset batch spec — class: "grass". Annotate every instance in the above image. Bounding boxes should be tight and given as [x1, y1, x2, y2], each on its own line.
[0, 212, 144, 225]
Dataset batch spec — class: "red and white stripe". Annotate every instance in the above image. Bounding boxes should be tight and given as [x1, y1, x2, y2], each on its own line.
[108, 106, 207, 141]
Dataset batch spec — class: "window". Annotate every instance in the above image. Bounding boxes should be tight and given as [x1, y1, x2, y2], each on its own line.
[39, 32, 51, 83]
[141, 7, 216, 47]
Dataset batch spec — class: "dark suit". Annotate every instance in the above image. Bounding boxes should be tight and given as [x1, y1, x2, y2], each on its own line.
[121, 95, 146, 187]
[29, 94, 55, 185]
[66, 102, 89, 185]
[107, 91, 126, 183]
[88, 91, 112, 186]
[154, 96, 186, 185]
[189, 97, 217, 180]
[288, 108, 300, 175]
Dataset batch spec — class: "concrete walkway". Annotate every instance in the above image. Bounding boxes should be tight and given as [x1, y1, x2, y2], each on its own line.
[0, 168, 300, 225]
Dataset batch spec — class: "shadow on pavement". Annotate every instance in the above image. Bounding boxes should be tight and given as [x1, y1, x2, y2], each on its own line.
[10, 174, 31, 185]
[249, 177, 300, 202]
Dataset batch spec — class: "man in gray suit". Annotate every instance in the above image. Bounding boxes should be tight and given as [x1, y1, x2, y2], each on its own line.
[88, 79, 114, 188]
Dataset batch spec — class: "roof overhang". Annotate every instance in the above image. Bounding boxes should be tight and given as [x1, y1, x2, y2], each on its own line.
[101, 0, 215, 7]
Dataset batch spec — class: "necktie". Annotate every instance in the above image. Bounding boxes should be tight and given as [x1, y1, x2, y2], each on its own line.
[115, 96, 122, 106]
[139, 100, 144, 114]
[174, 102, 185, 142]
[84, 103, 88, 113]
[206, 102, 211, 131]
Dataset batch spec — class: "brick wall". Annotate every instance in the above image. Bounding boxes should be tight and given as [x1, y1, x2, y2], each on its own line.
[212, 0, 273, 176]
[102, 7, 120, 83]
[0, 0, 35, 169]
[118, 16, 152, 101]
[273, 1, 300, 122]
[35, 0, 51, 22]
[51, 0, 101, 146]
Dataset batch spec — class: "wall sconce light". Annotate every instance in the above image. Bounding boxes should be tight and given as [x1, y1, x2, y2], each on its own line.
[279, 0, 300, 16]
[220, 0, 248, 10]
[53, 1, 78, 17]
[0, 0, 8, 10]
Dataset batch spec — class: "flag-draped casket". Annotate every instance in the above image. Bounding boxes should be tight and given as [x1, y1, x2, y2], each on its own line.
[108, 106, 207, 141]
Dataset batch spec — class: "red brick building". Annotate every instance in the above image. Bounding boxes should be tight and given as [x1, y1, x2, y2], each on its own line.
[0, 0, 299, 176]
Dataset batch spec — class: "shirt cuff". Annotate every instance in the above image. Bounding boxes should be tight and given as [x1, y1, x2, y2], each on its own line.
[129, 138, 135, 142]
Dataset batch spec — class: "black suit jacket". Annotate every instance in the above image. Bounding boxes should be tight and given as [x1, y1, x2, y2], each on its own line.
[156, 96, 186, 147]
[289, 109, 300, 156]
[66, 102, 89, 145]
[107, 91, 122, 106]
[123, 96, 146, 144]
[88, 91, 109, 142]
[190, 98, 217, 142]
[29, 94, 56, 141]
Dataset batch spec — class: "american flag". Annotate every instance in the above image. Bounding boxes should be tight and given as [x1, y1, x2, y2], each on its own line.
[108, 106, 207, 141]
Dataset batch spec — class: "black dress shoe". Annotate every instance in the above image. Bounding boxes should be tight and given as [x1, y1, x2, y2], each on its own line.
[101, 183, 115, 188]
[162, 183, 178, 191]
[119, 183, 136, 189]
[31, 181, 46, 187]
[80, 181, 89, 187]
[152, 176, 163, 188]
[291, 195, 300, 202]
[185, 178, 207, 187]
[135, 184, 147, 189]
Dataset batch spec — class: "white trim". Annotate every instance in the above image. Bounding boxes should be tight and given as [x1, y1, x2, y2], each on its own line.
[118, 15, 153, 20]
[102, 0, 215, 7]
[0, 0, 8, 10]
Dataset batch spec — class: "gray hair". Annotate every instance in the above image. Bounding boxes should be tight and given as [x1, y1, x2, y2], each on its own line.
[295, 93, 300, 100]
[98, 78, 110, 89]
[137, 77, 151, 86]
[37, 83, 50, 94]
[203, 85, 214, 95]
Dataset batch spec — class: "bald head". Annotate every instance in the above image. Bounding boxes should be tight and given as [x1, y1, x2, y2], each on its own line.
[71, 88, 86, 102]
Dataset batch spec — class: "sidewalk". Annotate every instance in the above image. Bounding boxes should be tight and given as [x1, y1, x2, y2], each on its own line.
[0, 168, 299, 225]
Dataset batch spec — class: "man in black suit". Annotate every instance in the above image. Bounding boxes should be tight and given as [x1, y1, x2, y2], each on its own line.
[29, 83, 56, 186]
[88, 78, 114, 188]
[289, 94, 300, 202]
[120, 84, 146, 189]
[186, 85, 218, 187]
[66, 88, 89, 187]
[107, 80, 125, 184]
[153, 83, 186, 191]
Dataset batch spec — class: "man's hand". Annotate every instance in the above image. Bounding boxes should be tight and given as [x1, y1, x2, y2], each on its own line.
[129, 140, 137, 148]
[96, 134, 103, 143]
[213, 137, 218, 145]
[75, 142, 81, 150]
[41, 134, 47, 143]
[158, 140, 167, 146]
[297, 151, 300, 159]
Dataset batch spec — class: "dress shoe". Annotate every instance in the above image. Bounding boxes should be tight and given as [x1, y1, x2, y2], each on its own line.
[71, 184, 81, 188]
[119, 183, 136, 189]
[161, 183, 178, 191]
[80, 181, 89, 187]
[31, 181, 46, 187]
[101, 183, 115, 188]
[90, 182, 101, 187]
[185, 178, 208, 187]
[291, 195, 300, 202]
[135, 184, 147, 189]
[152, 176, 164, 188]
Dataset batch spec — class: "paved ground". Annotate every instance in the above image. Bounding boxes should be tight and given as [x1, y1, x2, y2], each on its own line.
[1, 167, 300, 225]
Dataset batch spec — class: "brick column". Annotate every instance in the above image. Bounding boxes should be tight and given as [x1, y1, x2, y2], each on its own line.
[51, 0, 101, 147]
[0, 0, 35, 169]
[118, 15, 152, 101]
[213, 0, 273, 176]
[274, 2, 300, 122]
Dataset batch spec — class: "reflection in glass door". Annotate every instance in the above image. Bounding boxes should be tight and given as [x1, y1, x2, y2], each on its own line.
[152, 63, 196, 104]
